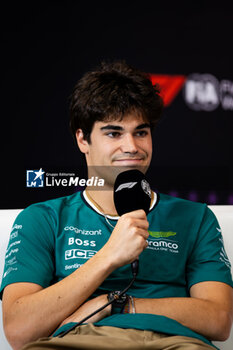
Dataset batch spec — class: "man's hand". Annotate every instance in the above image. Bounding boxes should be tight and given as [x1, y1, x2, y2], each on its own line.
[59, 294, 111, 327]
[102, 209, 149, 269]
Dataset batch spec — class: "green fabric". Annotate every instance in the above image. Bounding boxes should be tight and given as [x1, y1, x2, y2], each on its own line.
[53, 315, 218, 349]
[1, 191, 232, 349]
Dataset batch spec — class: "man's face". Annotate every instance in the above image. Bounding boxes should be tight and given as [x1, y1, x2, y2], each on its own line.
[76, 114, 153, 187]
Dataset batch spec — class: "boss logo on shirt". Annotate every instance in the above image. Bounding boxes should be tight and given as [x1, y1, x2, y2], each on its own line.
[68, 237, 96, 247]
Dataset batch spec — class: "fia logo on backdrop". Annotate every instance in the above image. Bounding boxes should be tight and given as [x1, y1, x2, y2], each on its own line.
[26, 168, 45, 187]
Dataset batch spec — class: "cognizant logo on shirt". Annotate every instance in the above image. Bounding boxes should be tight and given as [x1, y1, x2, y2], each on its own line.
[64, 226, 102, 236]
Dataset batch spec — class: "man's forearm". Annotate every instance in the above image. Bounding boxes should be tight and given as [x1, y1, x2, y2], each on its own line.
[3, 249, 115, 349]
[3, 211, 150, 350]
[133, 296, 232, 341]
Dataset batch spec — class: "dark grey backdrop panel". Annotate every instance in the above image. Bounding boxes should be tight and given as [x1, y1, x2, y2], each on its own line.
[1, 3, 233, 208]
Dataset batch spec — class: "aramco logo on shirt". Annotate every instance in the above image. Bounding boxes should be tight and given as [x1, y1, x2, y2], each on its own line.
[148, 231, 177, 238]
[147, 231, 179, 253]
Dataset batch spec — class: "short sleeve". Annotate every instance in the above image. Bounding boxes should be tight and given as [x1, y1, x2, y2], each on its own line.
[187, 205, 233, 289]
[0, 204, 56, 298]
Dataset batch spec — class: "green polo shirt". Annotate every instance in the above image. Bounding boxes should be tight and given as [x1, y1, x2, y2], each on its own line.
[1, 191, 232, 349]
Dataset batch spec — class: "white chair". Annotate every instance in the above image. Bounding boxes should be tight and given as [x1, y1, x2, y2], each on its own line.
[0, 210, 22, 350]
[0, 207, 233, 350]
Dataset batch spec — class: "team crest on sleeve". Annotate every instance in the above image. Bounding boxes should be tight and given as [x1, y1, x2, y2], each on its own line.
[219, 236, 231, 269]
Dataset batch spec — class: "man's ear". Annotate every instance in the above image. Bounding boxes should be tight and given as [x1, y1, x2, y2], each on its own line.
[75, 129, 89, 154]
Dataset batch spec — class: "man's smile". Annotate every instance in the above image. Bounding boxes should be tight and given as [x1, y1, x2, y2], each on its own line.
[112, 154, 146, 162]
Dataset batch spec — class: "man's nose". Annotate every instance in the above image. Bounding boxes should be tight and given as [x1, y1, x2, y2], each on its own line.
[120, 134, 138, 153]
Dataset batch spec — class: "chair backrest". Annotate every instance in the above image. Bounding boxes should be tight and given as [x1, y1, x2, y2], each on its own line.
[0, 207, 233, 350]
[0, 210, 22, 350]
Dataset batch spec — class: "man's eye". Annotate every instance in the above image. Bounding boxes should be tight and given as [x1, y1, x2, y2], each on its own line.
[107, 132, 121, 138]
[135, 130, 148, 137]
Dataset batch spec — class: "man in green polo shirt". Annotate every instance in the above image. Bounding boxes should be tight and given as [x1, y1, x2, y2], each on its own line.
[1, 61, 233, 350]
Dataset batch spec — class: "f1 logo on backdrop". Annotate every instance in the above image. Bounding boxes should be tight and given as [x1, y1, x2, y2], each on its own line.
[150, 74, 187, 107]
[150, 73, 233, 111]
[26, 168, 45, 187]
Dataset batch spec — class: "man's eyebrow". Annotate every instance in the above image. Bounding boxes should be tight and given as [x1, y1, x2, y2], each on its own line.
[100, 125, 123, 131]
[135, 123, 150, 130]
[100, 123, 150, 131]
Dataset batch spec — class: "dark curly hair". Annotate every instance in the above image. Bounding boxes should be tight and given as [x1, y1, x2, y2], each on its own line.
[70, 61, 163, 143]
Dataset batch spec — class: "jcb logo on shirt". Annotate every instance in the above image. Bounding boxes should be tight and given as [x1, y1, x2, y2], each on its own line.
[65, 249, 97, 260]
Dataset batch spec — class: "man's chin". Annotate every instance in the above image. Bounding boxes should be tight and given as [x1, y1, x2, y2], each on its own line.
[111, 165, 149, 177]
[87, 165, 149, 189]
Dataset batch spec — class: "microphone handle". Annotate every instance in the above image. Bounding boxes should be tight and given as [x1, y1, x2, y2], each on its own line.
[131, 259, 139, 277]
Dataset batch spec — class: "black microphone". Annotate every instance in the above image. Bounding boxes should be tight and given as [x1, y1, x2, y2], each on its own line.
[113, 169, 151, 277]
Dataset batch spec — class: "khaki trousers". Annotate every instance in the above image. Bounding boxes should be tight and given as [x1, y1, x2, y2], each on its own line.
[21, 324, 216, 350]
